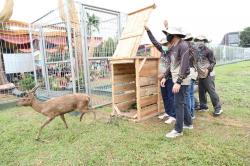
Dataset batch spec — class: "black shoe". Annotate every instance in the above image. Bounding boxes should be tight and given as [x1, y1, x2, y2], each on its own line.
[213, 109, 223, 116]
[197, 106, 209, 112]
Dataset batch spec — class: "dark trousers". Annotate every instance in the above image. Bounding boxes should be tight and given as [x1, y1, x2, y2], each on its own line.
[198, 75, 221, 111]
[161, 79, 175, 118]
[174, 85, 192, 133]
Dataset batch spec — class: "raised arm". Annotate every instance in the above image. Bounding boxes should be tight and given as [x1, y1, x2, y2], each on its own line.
[145, 26, 164, 53]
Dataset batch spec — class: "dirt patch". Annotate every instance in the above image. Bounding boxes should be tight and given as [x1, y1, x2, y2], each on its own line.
[0, 94, 17, 102]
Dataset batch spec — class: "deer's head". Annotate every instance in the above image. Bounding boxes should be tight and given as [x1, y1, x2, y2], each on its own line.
[17, 85, 39, 106]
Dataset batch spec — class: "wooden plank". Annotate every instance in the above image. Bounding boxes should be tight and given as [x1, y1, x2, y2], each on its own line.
[113, 64, 135, 75]
[140, 59, 158, 69]
[114, 104, 121, 114]
[113, 63, 134, 70]
[156, 58, 161, 113]
[140, 85, 157, 97]
[116, 99, 136, 111]
[140, 104, 158, 117]
[139, 59, 158, 77]
[140, 94, 158, 108]
[113, 74, 135, 83]
[113, 4, 155, 58]
[138, 57, 147, 73]
[139, 68, 158, 77]
[135, 59, 142, 119]
[111, 64, 116, 116]
[114, 83, 136, 93]
[128, 4, 156, 16]
[139, 76, 158, 86]
[113, 68, 135, 75]
[111, 59, 134, 64]
[114, 92, 136, 104]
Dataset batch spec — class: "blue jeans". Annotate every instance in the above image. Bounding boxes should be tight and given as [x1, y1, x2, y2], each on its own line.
[187, 79, 195, 117]
[174, 85, 192, 133]
[160, 78, 175, 118]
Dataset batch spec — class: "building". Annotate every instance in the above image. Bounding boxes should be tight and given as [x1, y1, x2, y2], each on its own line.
[221, 32, 240, 46]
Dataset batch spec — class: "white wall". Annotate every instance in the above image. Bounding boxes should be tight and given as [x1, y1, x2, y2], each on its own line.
[3, 53, 34, 74]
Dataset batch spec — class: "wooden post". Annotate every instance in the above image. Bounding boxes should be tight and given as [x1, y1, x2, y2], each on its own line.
[135, 59, 141, 120]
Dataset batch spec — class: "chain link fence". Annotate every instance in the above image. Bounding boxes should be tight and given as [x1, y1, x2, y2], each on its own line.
[209, 44, 250, 65]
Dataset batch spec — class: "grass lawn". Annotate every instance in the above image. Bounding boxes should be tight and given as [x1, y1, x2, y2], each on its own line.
[0, 61, 250, 166]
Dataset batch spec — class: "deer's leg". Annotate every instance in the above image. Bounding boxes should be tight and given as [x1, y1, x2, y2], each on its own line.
[36, 117, 54, 140]
[80, 112, 85, 121]
[60, 114, 68, 129]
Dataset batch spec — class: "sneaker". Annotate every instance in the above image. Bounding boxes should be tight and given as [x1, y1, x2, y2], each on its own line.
[165, 130, 183, 138]
[191, 115, 196, 120]
[158, 113, 169, 120]
[199, 108, 209, 112]
[164, 117, 176, 124]
[183, 124, 194, 129]
[197, 106, 209, 112]
[213, 109, 223, 116]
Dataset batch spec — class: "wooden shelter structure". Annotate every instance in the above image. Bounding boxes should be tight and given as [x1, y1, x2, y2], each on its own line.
[111, 4, 163, 121]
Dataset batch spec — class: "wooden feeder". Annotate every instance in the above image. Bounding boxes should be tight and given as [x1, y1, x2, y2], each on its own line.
[111, 4, 163, 121]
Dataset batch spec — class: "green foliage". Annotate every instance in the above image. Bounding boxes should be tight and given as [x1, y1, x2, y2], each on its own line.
[93, 38, 117, 57]
[20, 73, 35, 90]
[240, 27, 250, 47]
[87, 13, 100, 37]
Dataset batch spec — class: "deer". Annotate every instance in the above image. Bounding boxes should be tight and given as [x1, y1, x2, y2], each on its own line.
[17, 85, 94, 140]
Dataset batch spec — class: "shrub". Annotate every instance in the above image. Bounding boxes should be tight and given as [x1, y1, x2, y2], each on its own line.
[20, 73, 35, 90]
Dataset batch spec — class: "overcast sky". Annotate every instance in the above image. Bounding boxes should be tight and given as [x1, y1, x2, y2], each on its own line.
[1, 0, 250, 44]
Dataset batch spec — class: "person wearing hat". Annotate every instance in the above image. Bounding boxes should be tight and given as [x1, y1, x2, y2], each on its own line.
[192, 35, 223, 116]
[184, 34, 198, 119]
[144, 26, 176, 124]
[160, 27, 193, 138]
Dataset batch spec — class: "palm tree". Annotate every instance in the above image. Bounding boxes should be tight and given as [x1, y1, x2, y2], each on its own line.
[86, 13, 100, 37]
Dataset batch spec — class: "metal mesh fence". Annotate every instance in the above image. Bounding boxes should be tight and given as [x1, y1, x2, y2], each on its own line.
[209, 44, 250, 65]
[0, 21, 35, 103]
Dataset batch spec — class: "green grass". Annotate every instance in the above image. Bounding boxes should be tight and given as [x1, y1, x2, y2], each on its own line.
[0, 61, 250, 166]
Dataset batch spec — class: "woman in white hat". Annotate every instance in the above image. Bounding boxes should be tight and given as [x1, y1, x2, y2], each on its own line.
[144, 25, 176, 124]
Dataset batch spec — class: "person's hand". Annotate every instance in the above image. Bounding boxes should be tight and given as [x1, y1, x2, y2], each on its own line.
[163, 20, 168, 29]
[144, 25, 149, 31]
[172, 83, 181, 94]
[204, 68, 209, 77]
[160, 78, 166, 87]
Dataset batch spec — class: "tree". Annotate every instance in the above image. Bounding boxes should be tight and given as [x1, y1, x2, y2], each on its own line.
[93, 38, 117, 57]
[86, 13, 100, 37]
[240, 27, 250, 47]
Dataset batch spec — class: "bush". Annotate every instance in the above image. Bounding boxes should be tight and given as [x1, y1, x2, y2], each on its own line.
[20, 73, 35, 91]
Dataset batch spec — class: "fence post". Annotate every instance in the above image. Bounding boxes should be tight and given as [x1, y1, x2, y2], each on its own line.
[28, 25, 37, 84]
[64, 0, 76, 93]
[117, 12, 122, 38]
[39, 26, 50, 94]
[79, 5, 91, 98]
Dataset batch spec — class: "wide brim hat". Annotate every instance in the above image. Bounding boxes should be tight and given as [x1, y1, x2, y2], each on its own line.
[194, 35, 209, 43]
[160, 38, 168, 44]
[162, 27, 186, 38]
[184, 33, 193, 41]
